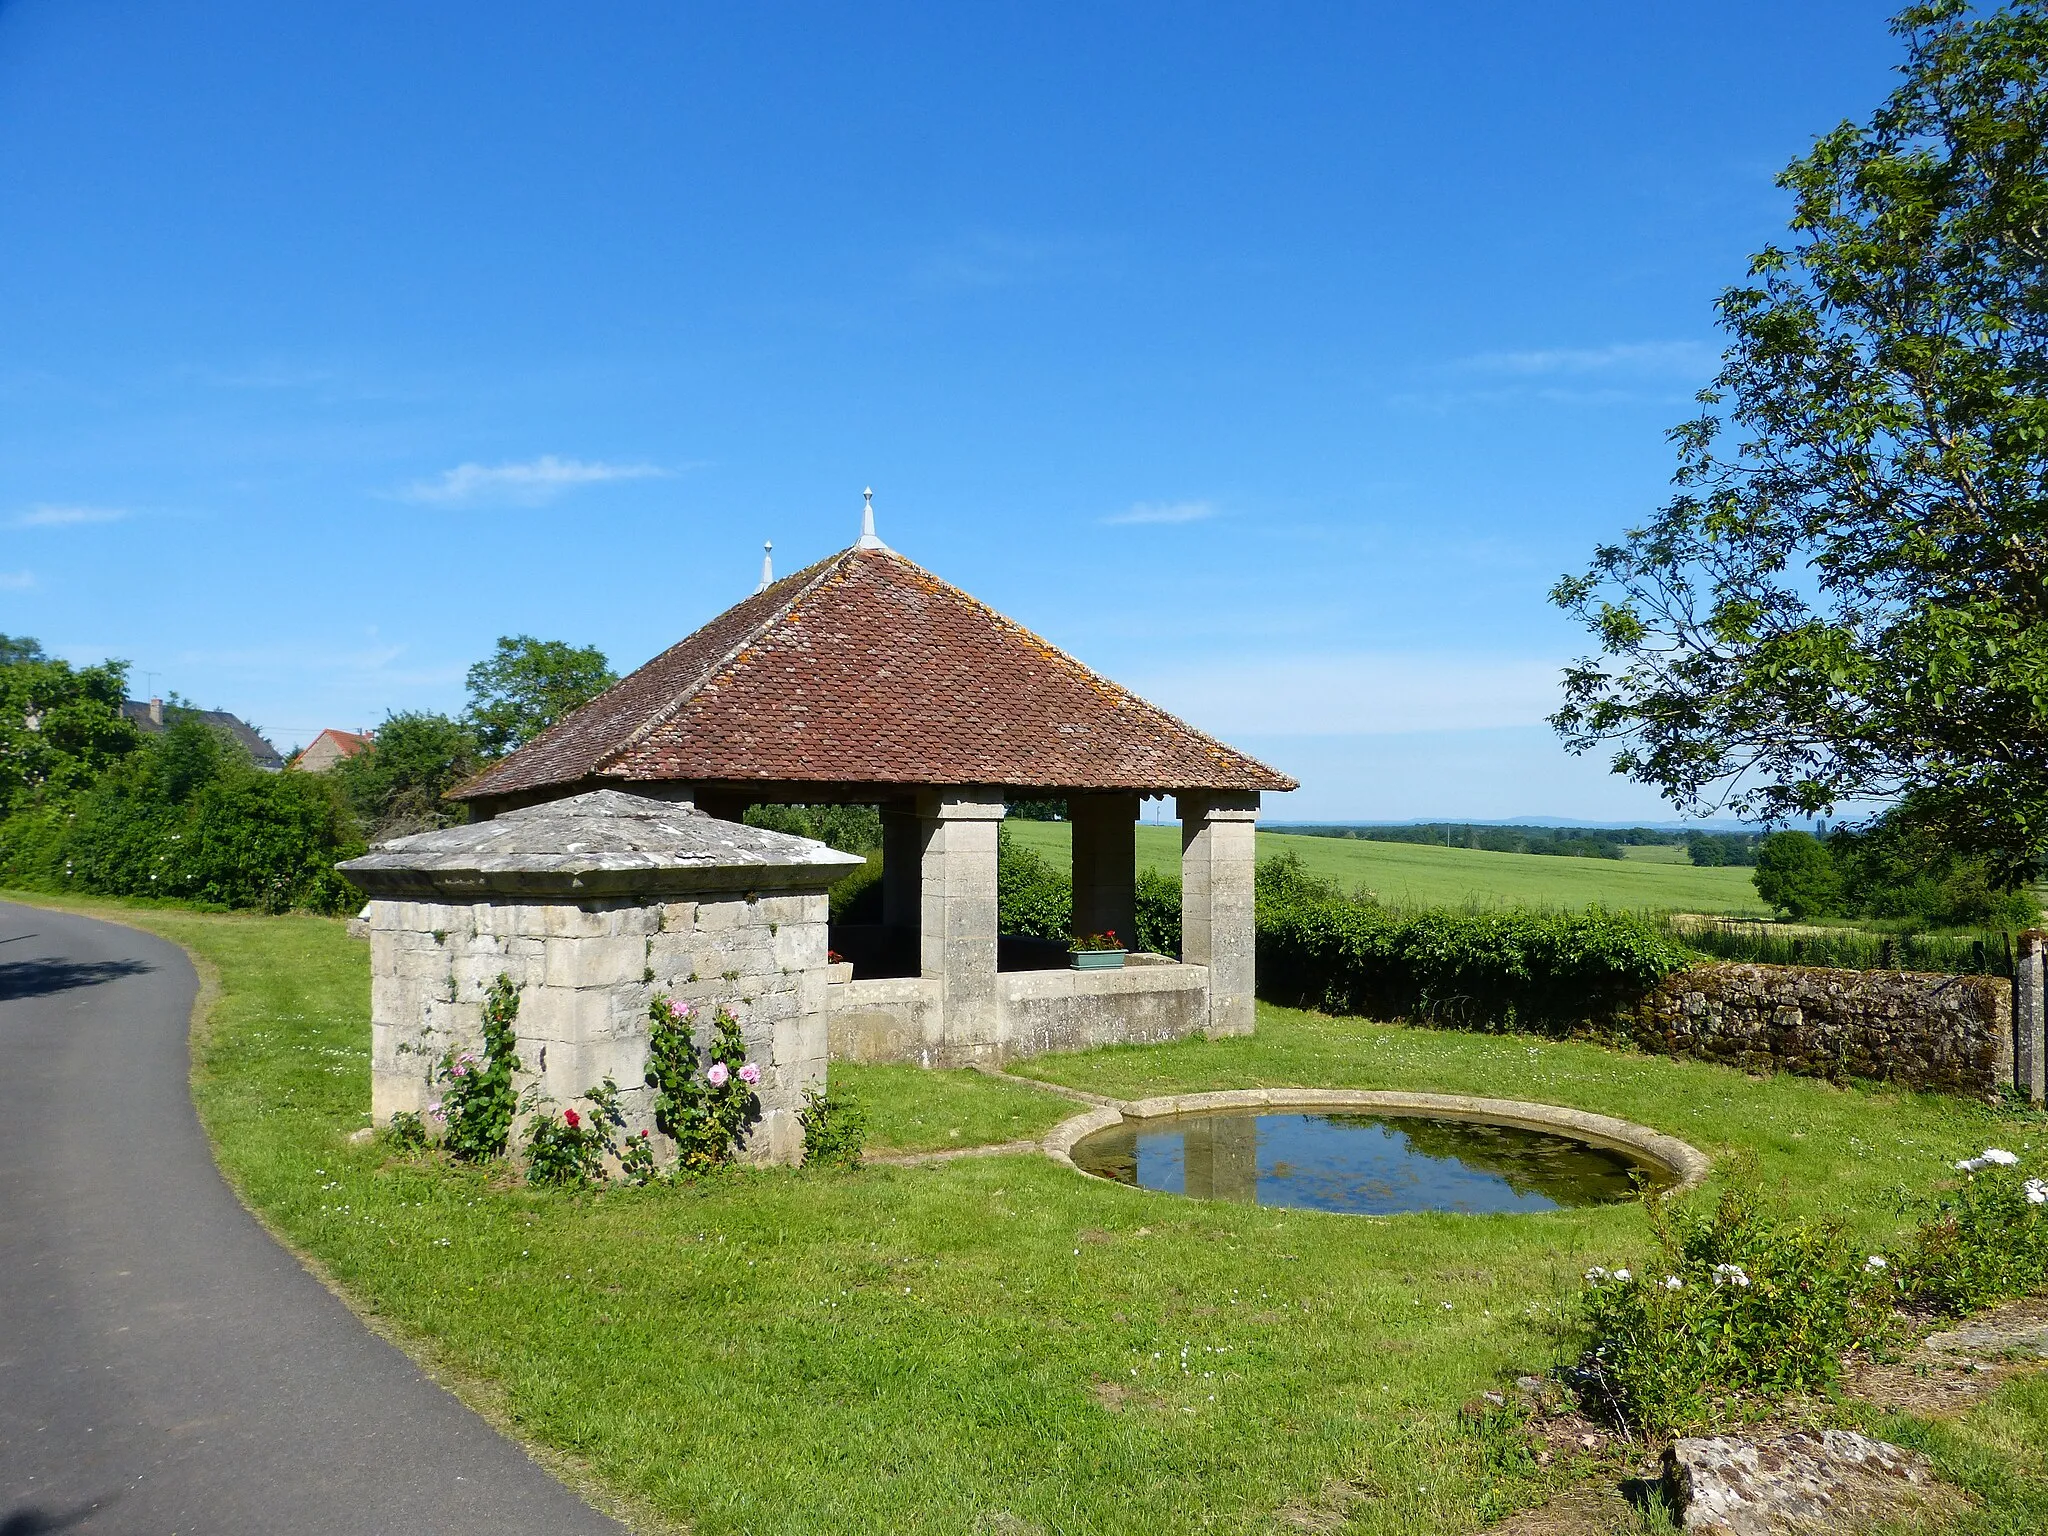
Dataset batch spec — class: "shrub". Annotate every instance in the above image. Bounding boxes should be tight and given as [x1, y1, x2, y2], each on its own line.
[1573, 1151, 2048, 1435]
[645, 995, 761, 1172]
[522, 1079, 627, 1188]
[1572, 1187, 1900, 1435]
[436, 976, 522, 1162]
[997, 825, 1072, 942]
[1899, 1151, 2048, 1314]
[1134, 867, 1182, 957]
[1, 719, 365, 913]
[384, 1110, 429, 1151]
[1256, 886, 1691, 1034]
[800, 1087, 867, 1169]
[743, 802, 881, 853]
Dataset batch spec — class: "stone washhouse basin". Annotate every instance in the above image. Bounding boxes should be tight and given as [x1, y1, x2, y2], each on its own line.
[1045, 1090, 1710, 1218]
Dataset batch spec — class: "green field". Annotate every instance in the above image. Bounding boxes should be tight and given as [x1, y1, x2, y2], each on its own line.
[1007, 821, 1770, 915]
[27, 892, 2040, 1534]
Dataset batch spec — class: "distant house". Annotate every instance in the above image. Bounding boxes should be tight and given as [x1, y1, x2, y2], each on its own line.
[121, 696, 286, 773]
[294, 728, 373, 774]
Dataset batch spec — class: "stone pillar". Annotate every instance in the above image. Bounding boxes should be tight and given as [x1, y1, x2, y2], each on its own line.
[918, 787, 1006, 1057]
[1178, 790, 1260, 1037]
[881, 806, 923, 929]
[2018, 930, 2046, 1105]
[1070, 791, 1139, 950]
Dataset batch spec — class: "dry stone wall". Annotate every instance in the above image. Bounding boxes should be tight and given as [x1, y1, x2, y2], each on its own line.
[1624, 962, 2013, 1096]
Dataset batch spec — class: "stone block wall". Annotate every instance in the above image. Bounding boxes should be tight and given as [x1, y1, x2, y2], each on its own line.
[369, 890, 830, 1164]
[1625, 963, 2013, 1096]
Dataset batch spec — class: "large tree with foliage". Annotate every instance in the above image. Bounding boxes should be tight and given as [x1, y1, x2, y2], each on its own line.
[0, 635, 139, 812]
[331, 711, 479, 839]
[463, 635, 616, 758]
[1552, 2, 2048, 877]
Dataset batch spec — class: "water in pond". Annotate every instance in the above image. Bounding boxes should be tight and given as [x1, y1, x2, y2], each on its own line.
[1070, 1109, 1668, 1215]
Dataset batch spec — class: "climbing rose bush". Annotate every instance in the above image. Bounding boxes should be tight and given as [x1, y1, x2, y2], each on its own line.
[645, 994, 761, 1173]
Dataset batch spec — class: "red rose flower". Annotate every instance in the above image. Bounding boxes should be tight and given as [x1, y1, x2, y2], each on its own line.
[564, 1108, 580, 1128]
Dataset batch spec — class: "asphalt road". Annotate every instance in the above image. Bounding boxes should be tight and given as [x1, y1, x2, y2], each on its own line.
[0, 902, 627, 1535]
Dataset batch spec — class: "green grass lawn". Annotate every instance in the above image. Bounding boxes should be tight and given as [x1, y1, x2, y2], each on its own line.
[23, 892, 2044, 1535]
[1007, 822, 1771, 915]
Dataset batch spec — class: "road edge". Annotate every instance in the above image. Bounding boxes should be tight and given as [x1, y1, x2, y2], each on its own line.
[1, 893, 685, 1536]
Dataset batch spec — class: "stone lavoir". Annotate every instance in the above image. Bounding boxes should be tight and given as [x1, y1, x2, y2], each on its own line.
[446, 496, 1295, 1070]
[343, 499, 1299, 1161]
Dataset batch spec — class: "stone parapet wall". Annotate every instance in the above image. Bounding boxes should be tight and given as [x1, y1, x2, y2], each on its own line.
[369, 890, 829, 1164]
[1625, 962, 2013, 1096]
[826, 961, 1211, 1067]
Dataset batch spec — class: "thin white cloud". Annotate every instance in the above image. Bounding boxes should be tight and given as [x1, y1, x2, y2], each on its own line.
[401, 455, 670, 507]
[14, 505, 128, 528]
[1452, 341, 1714, 378]
[1103, 500, 1218, 527]
[0, 571, 35, 590]
[1127, 652, 1565, 736]
[912, 231, 1115, 290]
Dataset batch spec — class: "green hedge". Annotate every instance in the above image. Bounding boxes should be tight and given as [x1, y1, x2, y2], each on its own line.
[0, 720, 364, 914]
[1253, 856, 1692, 1033]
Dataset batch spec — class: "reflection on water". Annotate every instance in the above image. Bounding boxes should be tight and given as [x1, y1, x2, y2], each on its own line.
[1071, 1109, 1667, 1215]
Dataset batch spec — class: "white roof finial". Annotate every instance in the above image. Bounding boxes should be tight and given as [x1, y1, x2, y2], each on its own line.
[857, 485, 887, 550]
[757, 539, 774, 592]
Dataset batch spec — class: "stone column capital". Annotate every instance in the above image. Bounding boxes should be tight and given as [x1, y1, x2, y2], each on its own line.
[1175, 790, 1260, 824]
[916, 786, 1009, 821]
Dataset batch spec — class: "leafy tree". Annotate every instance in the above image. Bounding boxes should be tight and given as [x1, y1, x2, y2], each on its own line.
[1552, 2, 2048, 879]
[1752, 831, 1845, 920]
[0, 641, 139, 812]
[1686, 832, 1760, 867]
[464, 635, 616, 758]
[332, 711, 479, 839]
[1830, 798, 2038, 924]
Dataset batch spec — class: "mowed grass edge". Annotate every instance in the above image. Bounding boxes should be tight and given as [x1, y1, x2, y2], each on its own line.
[15, 893, 2045, 1534]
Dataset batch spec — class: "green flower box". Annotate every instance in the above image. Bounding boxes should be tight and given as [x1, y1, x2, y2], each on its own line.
[1069, 948, 1127, 971]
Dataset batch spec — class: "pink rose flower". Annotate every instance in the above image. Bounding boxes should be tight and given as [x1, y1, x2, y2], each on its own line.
[738, 1062, 761, 1086]
[706, 1061, 730, 1088]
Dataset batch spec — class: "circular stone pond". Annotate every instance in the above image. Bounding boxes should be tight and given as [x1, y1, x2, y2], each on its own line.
[1068, 1106, 1679, 1216]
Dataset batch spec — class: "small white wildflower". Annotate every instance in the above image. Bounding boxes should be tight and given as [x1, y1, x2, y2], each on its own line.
[2024, 1178, 2048, 1206]
[1864, 1254, 1888, 1273]
[1584, 1266, 1609, 1282]
[1663, 1276, 1683, 1291]
[1981, 1148, 2020, 1166]
[1711, 1264, 1749, 1288]
[1613, 1268, 1633, 1283]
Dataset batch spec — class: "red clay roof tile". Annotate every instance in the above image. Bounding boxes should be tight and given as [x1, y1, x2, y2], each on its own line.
[454, 546, 1296, 801]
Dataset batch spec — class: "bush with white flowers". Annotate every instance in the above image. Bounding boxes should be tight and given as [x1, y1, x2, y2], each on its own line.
[1575, 1145, 2048, 1434]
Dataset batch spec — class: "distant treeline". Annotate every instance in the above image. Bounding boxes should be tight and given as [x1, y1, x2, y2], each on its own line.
[1278, 823, 1761, 867]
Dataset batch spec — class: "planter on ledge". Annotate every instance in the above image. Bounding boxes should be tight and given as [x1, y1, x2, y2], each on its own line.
[1070, 948, 1128, 971]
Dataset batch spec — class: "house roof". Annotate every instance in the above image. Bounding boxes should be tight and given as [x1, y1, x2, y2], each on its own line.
[306, 728, 373, 759]
[454, 543, 1296, 803]
[122, 700, 285, 772]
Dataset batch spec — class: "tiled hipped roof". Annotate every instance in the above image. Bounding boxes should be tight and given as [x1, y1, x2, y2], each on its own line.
[454, 545, 1296, 801]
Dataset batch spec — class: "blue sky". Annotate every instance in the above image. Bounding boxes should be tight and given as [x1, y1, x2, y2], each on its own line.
[0, 2, 1906, 820]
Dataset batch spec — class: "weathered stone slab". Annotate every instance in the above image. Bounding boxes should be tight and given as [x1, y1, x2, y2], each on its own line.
[1661, 1430, 1957, 1534]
